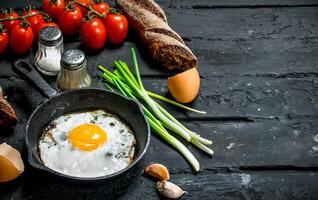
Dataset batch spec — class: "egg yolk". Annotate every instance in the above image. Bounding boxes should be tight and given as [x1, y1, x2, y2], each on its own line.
[68, 124, 107, 151]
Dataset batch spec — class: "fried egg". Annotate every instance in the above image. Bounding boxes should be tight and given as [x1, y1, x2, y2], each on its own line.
[38, 109, 136, 178]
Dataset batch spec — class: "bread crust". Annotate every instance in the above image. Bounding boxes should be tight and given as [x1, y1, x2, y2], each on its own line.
[0, 91, 17, 127]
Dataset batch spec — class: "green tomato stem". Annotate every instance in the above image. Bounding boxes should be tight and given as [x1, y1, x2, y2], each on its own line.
[74, 1, 105, 18]
[0, 12, 39, 22]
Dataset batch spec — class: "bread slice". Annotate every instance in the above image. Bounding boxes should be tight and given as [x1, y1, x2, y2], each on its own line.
[0, 87, 17, 127]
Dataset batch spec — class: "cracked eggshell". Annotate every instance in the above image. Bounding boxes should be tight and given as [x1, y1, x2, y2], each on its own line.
[0, 143, 24, 182]
[167, 67, 200, 103]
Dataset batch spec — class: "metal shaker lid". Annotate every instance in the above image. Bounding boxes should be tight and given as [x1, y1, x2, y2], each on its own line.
[39, 26, 63, 46]
[61, 49, 86, 70]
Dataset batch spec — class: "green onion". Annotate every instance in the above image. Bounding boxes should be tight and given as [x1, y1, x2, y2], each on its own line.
[112, 77, 200, 171]
[147, 91, 207, 114]
[103, 83, 114, 92]
[114, 61, 192, 142]
[98, 48, 214, 171]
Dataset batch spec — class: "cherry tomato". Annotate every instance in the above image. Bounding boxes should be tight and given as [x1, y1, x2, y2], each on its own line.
[36, 21, 59, 37]
[75, 0, 91, 15]
[2, 10, 21, 33]
[0, 25, 8, 54]
[58, 5, 83, 35]
[0, 11, 5, 19]
[42, 0, 65, 20]
[81, 17, 106, 49]
[91, 1, 109, 16]
[9, 22, 34, 54]
[23, 8, 44, 38]
[104, 12, 128, 44]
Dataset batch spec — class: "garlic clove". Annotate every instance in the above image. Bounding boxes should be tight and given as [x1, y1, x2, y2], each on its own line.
[157, 181, 187, 199]
[0, 143, 24, 182]
[144, 163, 170, 181]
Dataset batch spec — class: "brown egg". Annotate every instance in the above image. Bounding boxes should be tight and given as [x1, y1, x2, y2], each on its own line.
[167, 68, 200, 103]
[0, 143, 24, 182]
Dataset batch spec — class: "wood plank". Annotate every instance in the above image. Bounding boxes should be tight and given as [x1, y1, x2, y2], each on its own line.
[157, 0, 318, 8]
[0, 1, 317, 200]
[2, 70, 318, 119]
[0, 0, 41, 8]
[1, 41, 318, 79]
[1, 79, 318, 170]
[148, 120, 318, 171]
[120, 172, 318, 200]
[1, 7, 317, 78]
[129, 77, 318, 120]
[157, 7, 318, 76]
[1, 85, 317, 197]
[0, 0, 118, 9]
[1, 0, 317, 9]
[134, 6, 318, 76]
[1, 87, 317, 199]
[0, 171, 317, 199]
[2, 75, 318, 120]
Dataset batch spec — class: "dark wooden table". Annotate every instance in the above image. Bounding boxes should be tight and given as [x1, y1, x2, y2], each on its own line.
[1, 0, 318, 199]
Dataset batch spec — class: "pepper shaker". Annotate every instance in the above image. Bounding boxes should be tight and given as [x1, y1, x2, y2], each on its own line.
[35, 26, 63, 76]
[57, 49, 92, 91]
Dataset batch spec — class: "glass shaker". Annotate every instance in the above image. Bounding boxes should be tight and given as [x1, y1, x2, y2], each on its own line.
[35, 26, 63, 76]
[57, 49, 92, 91]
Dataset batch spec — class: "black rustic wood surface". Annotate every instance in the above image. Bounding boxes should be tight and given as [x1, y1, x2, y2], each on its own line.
[1, 0, 318, 199]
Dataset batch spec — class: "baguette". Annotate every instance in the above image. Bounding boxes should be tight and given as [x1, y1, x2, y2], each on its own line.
[0, 87, 17, 127]
[116, 0, 197, 72]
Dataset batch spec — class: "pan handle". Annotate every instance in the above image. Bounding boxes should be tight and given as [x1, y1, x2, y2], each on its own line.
[13, 59, 58, 99]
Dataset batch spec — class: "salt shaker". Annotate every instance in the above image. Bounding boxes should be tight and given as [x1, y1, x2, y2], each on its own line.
[57, 49, 92, 91]
[35, 26, 63, 76]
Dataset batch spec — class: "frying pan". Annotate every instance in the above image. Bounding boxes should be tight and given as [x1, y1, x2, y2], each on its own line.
[13, 59, 150, 184]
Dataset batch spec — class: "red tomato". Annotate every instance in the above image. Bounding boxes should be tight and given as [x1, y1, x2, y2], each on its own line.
[104, 12, 128, 44]
[91, 1, 110, 16]
[9, 22, 34, 54]
[36, 21, 59, 37]
[75, 0, 91, 15]
[0, 26, 8, 54]
[23, 9, 44, 38]
[58, 5, 83, 35]
[2, 11, 21, 33]
[81, 17, 106, 49]
[42, 0, 65, 20]
[0, 11, 5, 19]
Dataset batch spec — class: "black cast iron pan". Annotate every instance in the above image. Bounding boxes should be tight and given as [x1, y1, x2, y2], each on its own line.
[13, 59, 150, 185]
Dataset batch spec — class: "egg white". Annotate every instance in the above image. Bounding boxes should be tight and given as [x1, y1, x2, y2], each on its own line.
[38, 109, 136, 178]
